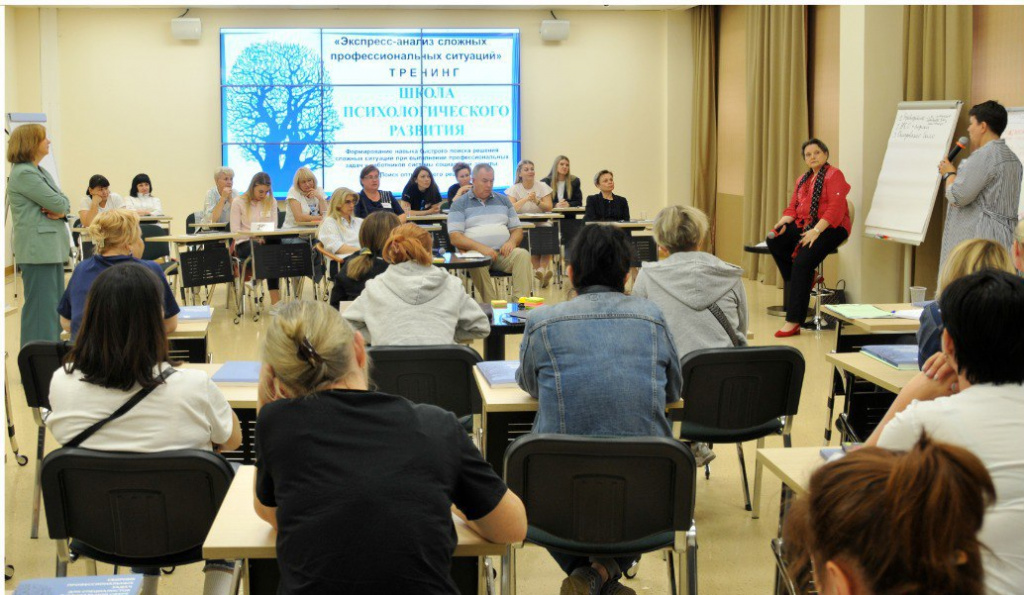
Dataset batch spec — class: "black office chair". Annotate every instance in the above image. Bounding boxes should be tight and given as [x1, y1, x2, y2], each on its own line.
[140, 223, 180, 277]
[503, 434, 698, 595]
[526, 225, 562, 289]
[40, 448, 235, 592]
[670, 346, 805, 519]
[17, 340, 74, 539]
[367, 345, 482, 433]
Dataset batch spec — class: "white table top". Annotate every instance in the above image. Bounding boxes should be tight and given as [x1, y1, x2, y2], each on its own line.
[755, 447, 824, 497]
[236, 228, 318, 238]
[145, 232, 237, 243]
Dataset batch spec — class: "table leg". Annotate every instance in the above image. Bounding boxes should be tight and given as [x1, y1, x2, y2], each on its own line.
[773, 483, 794, 595]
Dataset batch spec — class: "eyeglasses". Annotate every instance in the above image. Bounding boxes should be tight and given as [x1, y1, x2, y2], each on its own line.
[362, 175, 379, 181]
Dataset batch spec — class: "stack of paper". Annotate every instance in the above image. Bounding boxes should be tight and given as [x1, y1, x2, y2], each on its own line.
[823, 304, 894, 319]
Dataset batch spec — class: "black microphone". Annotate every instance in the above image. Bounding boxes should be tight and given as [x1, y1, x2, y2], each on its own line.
[948, 136, 968, 162]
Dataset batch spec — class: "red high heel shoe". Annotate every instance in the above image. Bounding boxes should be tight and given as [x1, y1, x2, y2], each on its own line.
[774, 326, 801, 338]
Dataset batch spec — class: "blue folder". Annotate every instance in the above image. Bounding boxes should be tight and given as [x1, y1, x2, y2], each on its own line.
[178, 305, 213, 320]
[211, 361, 261, 383]
[15, 575, 142, 594]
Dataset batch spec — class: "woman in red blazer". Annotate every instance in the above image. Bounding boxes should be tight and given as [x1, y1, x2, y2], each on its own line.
[766, 139, 851, 337]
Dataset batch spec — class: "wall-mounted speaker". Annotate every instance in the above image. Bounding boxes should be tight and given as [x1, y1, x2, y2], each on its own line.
[540, 20, 570, 42]
[171, 17, 202, 41]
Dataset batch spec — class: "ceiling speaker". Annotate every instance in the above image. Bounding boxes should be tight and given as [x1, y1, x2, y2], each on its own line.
[540, 20, 570, 42]
[171, 17, 202, 41]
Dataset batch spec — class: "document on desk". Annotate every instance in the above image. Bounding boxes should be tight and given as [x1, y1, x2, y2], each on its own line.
[892, 309, 924, 320]
[455, 250, 488, 259]
[178, 305, 214, 320]
[824, 304, 894, 319]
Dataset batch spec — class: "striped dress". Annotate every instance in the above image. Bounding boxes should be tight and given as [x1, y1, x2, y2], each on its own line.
[940, 139, 1022, 272]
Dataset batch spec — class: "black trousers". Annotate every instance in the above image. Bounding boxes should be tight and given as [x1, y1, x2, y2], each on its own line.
[766, 225, 848, 323]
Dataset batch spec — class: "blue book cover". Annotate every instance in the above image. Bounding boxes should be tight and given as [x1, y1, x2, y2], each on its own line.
[477, 360, 520, 388]
[860, 344, 919, 370]
[211, 360, 261, 383]
[178, 305, 213, 320]
[15, 575, 142, 594]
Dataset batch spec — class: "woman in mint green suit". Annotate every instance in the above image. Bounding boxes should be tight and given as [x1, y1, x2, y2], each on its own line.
[6, 124, 71, 346]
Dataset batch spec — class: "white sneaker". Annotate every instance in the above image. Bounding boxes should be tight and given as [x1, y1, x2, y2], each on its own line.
[690, 442, 716, 467]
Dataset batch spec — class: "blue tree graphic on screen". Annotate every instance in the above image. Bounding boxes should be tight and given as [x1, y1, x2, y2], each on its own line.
[226, 41, 340, 188]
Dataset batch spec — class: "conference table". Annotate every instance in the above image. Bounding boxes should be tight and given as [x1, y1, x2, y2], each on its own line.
[824, 351, 916, 443]
[202, 465, 503, 595]
[756, 446, 823, 595]
[821, 302, 920, 444]
[235, 228, 320, 321]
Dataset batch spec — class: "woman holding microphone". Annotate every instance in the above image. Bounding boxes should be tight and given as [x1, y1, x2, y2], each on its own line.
[766, 139, 850, 338]
[6, 124, 71, 346]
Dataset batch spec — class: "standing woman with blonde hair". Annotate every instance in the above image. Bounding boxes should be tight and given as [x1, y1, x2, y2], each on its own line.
[231, 172, 283, 307]
[58, 209, 180, 341]
[541, 154, 583, 208]
[6, 123, 71, 345]
[343, 223, 489, 346]
[916, 238, 1015, 368]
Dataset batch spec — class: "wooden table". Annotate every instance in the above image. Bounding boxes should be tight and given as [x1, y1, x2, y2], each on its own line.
[203, 465, 502, 595]
[584, 220, 653, 229]
[757, 447, 824, 595]
[474, 365, 685, 476]
[825, 352, 915, 395]
[822, 302, 919, 445]
[551, 207, 585, 214]
[188, 221, 228, 232]
[824, 303, 922, 334]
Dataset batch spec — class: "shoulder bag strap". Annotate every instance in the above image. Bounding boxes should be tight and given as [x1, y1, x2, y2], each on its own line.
[64, 367, 177, 449]
[707, 303, 744, 347]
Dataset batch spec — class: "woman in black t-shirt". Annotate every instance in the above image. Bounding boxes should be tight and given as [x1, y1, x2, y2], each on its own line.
[400, 165, 443, 216]
[253, 300, 526, 595]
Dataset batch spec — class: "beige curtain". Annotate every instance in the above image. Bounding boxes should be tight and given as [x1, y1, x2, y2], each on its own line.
[690, 6, 719, 252]
[742, 6, 810, 286]
[904, 6, 973, 289]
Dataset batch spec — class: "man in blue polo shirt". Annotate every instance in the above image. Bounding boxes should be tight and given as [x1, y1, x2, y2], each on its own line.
[448, 163, 532, 303]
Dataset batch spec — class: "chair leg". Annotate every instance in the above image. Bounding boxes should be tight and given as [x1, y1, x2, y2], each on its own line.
[665, 551, 678, 595]
[31, 426, 45, 539]
[501, 546, 516, 595]
[686, 524, 698, 595]
[55, 541, 70, 577]
[140, 575, 160, 595]
[736, 443, 752, 512]
[752, 437, 766, 520]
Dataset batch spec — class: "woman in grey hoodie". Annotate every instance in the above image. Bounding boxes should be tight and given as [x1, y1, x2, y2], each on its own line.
[343, 223, 490, 346]
[632, 205, 749, 466]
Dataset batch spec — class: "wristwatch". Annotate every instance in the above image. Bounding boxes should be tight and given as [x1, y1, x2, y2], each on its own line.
[942, 171, 956, 182]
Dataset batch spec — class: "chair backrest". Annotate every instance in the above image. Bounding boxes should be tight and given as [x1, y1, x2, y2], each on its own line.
[367, 344, 483, 416]
[185, 211, 197, 233]
[277, 209, 286, 228]
[140, 224, 171, 261]
[673, 346, 805, 429]
[18, 340, 74, 410]
[504, 434, 696, 550]
[41, 448, 234, 562]
[629, 235, 658, 267]
[527, 225, 561, 255]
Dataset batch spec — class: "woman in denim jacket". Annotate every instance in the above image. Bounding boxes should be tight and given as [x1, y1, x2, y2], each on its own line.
[515, 224, 682, 595]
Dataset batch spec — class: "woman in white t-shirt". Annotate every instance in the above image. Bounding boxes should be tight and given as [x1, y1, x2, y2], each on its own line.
[318, 187, 363, 258]
[505, 159, 554, 286]
[47, 262, 242, 592]
[123, 173, 164, 216]
[283, 167, 327, 231]
[78, 174, 125, 227]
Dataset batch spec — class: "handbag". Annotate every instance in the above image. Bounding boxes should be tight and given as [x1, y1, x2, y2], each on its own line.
[63, 368, 176, 449]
